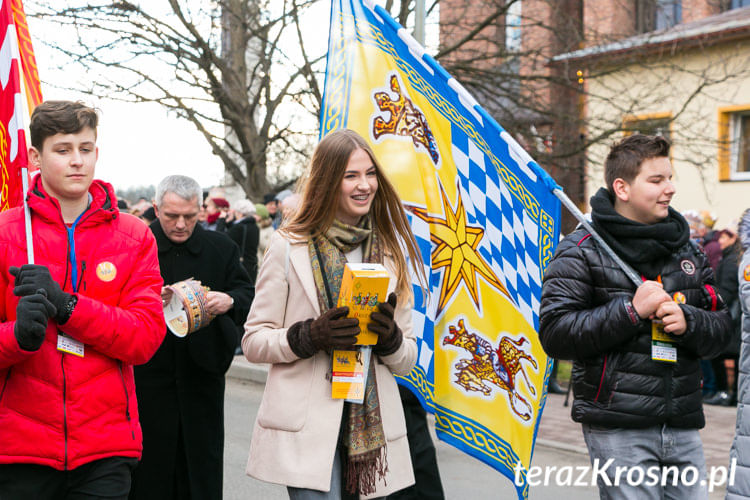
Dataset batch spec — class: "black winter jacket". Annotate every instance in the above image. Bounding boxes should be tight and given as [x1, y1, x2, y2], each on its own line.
[540, 228, 732, 429]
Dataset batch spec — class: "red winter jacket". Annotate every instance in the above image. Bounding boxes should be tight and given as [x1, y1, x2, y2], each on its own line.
[0, 176, 165, 470]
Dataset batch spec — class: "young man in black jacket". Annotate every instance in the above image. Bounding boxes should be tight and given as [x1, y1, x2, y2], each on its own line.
[540, 134, 732, 498]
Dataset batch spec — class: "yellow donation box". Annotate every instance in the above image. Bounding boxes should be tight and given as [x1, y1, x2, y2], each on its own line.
[337, 263, 390, 345]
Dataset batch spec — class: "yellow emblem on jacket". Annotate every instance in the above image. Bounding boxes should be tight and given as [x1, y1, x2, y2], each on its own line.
[96, 261, 117, 282]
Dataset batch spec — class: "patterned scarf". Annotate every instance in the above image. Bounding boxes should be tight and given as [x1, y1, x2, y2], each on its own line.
[308, 216, 388, 496]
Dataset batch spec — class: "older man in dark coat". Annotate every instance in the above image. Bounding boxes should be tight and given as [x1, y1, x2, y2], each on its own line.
[130, 175, 254, 500]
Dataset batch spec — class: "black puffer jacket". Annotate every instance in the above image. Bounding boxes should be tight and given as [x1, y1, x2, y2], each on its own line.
[540, 228, 732, 429]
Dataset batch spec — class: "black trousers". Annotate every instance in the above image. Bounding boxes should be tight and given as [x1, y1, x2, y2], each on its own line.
[0, 456, 137, 500]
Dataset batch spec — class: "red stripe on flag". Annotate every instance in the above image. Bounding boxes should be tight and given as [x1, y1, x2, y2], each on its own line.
[0, 0, 28, 211]
[10, 0, 42, 114]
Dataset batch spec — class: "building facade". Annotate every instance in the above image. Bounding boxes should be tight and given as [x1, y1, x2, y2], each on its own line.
[441, 0, 750, 228]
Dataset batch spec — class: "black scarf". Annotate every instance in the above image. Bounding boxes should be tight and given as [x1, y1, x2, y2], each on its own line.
[590, 187, 690, 279]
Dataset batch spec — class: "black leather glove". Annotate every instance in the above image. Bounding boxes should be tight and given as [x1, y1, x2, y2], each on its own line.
[287, 306, 360, 358]
[14, 290, 57, 351]
[369, 292, 403, 356]
[10, 265, 73, 324]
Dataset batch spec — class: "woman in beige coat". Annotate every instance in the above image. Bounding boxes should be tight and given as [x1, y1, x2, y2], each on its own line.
[242, 129, 426, 499]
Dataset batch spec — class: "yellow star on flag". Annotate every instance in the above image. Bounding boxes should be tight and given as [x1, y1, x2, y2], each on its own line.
[410, 183, 511, 318]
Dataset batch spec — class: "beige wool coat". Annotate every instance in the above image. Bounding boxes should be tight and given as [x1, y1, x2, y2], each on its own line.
[242, 231, 416, 497]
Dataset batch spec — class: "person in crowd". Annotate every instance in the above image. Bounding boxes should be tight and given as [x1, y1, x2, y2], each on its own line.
[280, 192, 301, 222]
[242, 129, 426, 498]
[254, 202, 274, 262]
[546, 360, 566, 394]
[130, 197, 152, 218]
[0, 100, 165, 498]
[263, 192, 282, 230]
[728, 208, 750, 499]
[227, 199, 261, 286]
[129, 175, 254, 500]
[705, 225, 743, 406]
[203, 196, 232, 231]
[138, 206, 156, 225]
[700, 213, 722, 272]
[539, 134, 732, 498]
[684, 209, 721, 398]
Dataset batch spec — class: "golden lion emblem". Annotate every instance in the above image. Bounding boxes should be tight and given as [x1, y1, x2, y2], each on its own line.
[443, 319, 538, 421]
[372, 73, 439, 164]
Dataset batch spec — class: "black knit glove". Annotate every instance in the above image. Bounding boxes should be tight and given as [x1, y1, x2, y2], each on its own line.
[287, 306, 359, 358]
[14, 290, 57, 351]
[369, 292, 403, 356]
[10, 265, 73, 324]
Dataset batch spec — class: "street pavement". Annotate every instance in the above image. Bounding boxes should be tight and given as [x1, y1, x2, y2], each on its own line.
[225, 356, 737, 499]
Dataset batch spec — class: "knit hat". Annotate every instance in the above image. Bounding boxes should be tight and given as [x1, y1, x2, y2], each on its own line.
[263, 193, 276, 204]
[211, 197, 230, 209]
[255, 203, 270, 219]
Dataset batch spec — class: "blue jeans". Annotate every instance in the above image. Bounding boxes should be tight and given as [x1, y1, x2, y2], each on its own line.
[582, 423, 708, 500]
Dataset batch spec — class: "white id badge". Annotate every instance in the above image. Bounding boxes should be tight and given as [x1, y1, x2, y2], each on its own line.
[57, 332, 84, 357]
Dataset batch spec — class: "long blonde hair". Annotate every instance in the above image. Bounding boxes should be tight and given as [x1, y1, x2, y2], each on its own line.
[282, 129, 426, 298]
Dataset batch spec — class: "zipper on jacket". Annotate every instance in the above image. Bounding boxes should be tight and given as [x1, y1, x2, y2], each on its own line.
[118, 362, 135, 440]
[0, 368, 11, 404]
[61, 354, 69, 470]
[78, 261, 87, 293]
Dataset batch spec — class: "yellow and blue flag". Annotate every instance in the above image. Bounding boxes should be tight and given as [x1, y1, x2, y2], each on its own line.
[321, 1, 562, 497]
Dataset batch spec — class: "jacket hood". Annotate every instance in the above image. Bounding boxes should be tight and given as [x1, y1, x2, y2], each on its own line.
[27, 174, 119, 225]
[739, 208, 750, 248]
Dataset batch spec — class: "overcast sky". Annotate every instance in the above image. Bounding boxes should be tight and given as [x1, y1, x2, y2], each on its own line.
[30, 50, 230, 193]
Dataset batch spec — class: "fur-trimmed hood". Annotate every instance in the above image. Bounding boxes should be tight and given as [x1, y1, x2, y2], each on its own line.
[739, 208, 750, 248]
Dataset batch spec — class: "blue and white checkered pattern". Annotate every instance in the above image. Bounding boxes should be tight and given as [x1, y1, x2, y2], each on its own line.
[325, 1, 562, 490]
[407, 124, 545, 379]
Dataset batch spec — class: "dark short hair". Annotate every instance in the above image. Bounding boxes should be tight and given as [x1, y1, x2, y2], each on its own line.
[29, 101, 99, 150]
[263, 193, 276, 205]
[604, 134, 670, 192]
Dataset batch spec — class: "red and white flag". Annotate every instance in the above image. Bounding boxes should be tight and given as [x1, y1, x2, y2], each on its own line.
[0, 0, 34, 211]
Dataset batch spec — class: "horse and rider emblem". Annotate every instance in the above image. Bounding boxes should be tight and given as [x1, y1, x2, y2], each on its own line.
[443, 319, 538, 421]
[371, 73, 440, 165]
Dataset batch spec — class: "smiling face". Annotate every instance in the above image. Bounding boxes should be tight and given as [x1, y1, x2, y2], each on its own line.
[613, 156, 675, 225]
[155, 192, 200, 244]
[336, 148, 378, 226]
[29, 127, 98, 204]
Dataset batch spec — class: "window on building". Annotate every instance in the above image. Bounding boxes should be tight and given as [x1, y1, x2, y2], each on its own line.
[505, 0, 522, 53]
[636, 0, 682, 33]
[622, 115, 672, 143]
[727, 0, 750, 10]
[730, 113, 750, 178]
[718, 106, 750, 181]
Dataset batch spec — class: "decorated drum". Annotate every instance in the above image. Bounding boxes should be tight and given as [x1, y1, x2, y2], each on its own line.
[163, 279, 215, 337]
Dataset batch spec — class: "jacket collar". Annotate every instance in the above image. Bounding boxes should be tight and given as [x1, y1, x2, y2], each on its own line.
[27, 175, 117, 226]
[150, 219, 203, 256]
[286, 237, 321, 315]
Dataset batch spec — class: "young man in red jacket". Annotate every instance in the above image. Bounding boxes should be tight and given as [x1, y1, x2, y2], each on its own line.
[0, 101, 166, 499]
